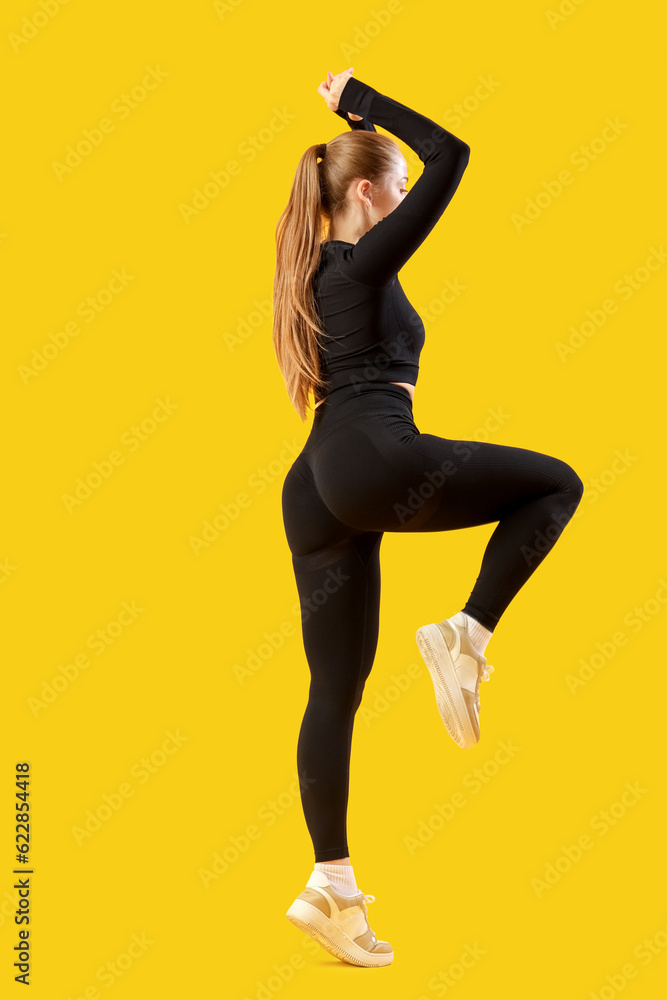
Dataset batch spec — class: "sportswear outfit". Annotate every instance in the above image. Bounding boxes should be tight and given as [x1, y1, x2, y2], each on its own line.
[281, 76, 583, 866]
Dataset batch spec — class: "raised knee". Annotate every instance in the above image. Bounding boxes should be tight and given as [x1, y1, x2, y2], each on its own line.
[565, 464, 584, 504]
[549, 458, 584, 504]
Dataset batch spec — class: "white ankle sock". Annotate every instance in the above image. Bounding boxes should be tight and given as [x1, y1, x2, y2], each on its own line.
[314, 862, 359, 896]
[451, 611, 493, 655]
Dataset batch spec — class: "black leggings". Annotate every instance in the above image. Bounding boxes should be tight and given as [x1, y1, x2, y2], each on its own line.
[281, 382, 583, 862]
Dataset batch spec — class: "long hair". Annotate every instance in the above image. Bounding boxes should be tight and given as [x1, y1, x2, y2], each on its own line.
[273, 128, 401, 421]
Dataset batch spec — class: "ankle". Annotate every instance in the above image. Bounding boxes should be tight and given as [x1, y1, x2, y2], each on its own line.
[451, 611, 493, 655]
[314, 860, 359, 896]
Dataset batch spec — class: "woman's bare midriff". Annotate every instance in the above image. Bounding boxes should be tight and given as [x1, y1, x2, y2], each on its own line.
[314, 381, 415, 409]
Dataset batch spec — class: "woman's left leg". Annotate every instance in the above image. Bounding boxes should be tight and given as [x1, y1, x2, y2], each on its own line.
[313, 413, 584, 633]
[395, 432, 585, 631]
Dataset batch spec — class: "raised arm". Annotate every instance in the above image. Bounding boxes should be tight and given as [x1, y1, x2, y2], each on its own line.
[334, 75, 470, 288]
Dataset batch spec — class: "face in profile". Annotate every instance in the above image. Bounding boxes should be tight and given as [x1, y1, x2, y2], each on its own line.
[368, 156, 409, 225]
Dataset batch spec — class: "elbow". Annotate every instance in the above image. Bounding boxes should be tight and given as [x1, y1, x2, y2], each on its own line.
[430, 132, 470, 171]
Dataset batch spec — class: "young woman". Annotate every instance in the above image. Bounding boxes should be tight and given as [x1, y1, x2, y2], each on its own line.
[273, 67, 583, 967]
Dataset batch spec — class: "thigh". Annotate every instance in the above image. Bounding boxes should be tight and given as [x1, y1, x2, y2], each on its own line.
[282, 449, 383, 695]
[310, 414, 576, 533]
[399, 431, 578, 532]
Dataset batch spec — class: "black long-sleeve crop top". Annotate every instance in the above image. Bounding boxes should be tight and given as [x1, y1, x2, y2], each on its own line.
[314, 75, 471, 400]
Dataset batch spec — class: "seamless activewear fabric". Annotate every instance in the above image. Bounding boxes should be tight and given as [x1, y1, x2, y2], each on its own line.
[282, 383, 582, 860]
[316, 75, 470, 395]
[280, 78, 584, 863]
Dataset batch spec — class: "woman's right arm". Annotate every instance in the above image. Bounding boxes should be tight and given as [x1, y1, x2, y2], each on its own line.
[335, 75, 470, 289]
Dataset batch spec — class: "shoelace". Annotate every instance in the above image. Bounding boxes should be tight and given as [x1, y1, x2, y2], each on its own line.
[359, 893, 378, 945]
[475, 662, 495, 714]
[481, 663, 495, 683]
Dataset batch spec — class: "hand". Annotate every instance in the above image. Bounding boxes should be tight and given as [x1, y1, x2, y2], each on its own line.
[317, 67, 356, 113]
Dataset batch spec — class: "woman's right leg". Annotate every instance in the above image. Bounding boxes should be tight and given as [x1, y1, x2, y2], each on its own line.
[282, 451, 383, 863]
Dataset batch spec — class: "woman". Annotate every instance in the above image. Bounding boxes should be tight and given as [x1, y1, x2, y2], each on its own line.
[273, 67, 583, 968]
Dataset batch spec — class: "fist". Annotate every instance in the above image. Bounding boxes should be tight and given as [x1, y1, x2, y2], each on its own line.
[317, 67, 355, 112]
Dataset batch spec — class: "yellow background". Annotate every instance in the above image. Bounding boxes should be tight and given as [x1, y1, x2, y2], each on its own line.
[2, 0, 665, 996]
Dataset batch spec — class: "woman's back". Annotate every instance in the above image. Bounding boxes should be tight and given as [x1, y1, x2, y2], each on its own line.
[314, 240, 425, 394]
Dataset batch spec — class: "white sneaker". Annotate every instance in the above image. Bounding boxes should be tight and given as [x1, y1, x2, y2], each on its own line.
[416, 611, 495, 749]
[286, 869, 393, 967]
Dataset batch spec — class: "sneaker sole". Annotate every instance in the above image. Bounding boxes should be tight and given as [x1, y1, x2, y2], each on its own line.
[416, 623, 478, 749]
[286, 897, 393, 967]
